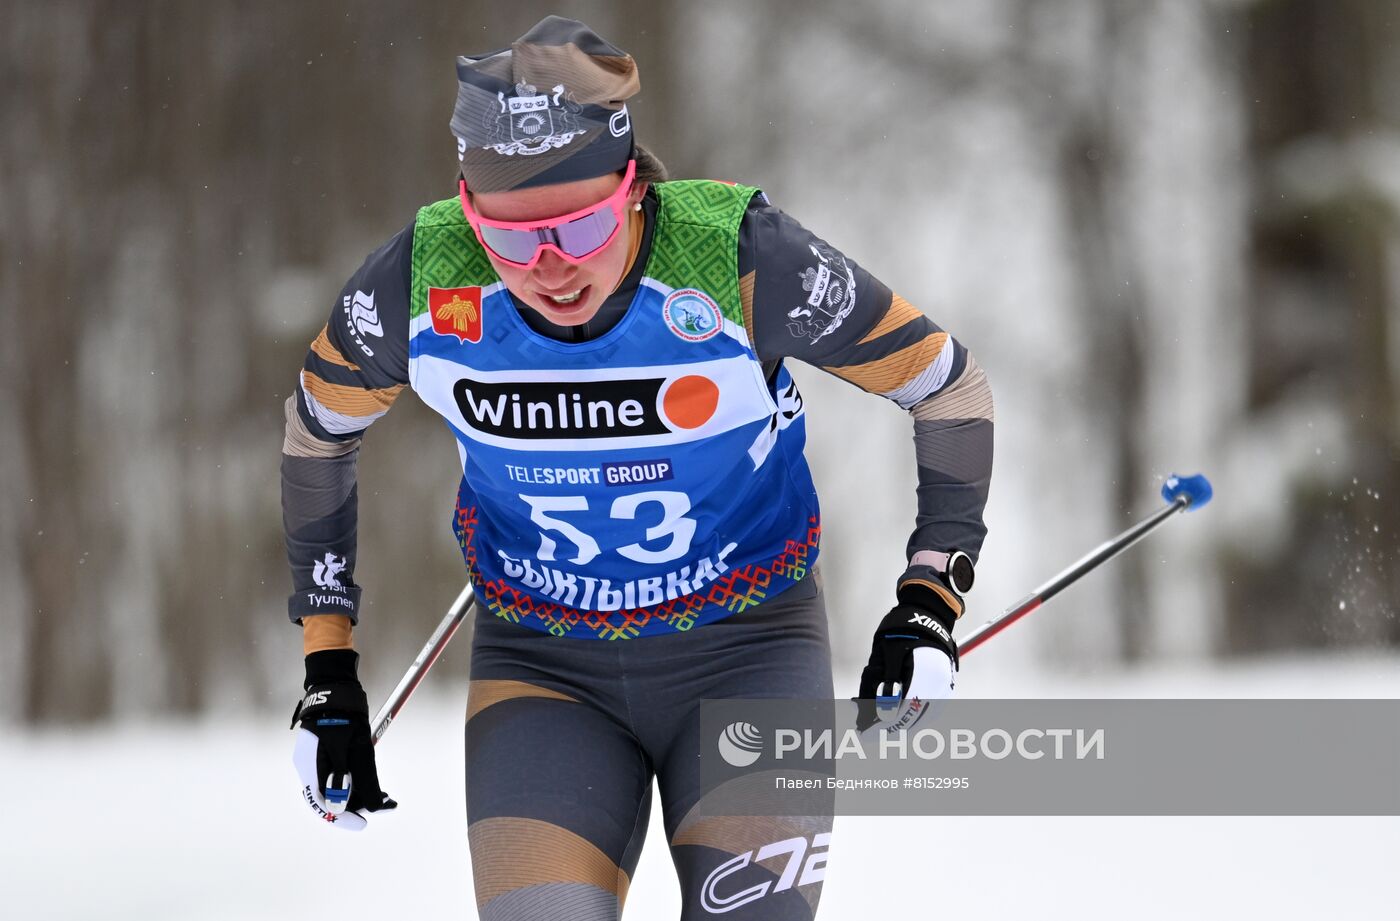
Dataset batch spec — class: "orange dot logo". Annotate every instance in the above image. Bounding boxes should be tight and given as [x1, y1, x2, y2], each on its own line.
[661, 375, 720, 429]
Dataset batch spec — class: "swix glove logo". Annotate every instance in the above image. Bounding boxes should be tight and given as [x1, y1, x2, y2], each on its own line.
[313, 553, 347, 590]
[701, 833, 830, 914]
[302, 691, 330, 708]
[453, 374, 719, 439]
[908, 613, 952, 645]
[342, 290, 383, 356]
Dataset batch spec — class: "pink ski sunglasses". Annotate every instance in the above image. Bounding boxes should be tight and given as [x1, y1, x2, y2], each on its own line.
[458, 160, 637, 269]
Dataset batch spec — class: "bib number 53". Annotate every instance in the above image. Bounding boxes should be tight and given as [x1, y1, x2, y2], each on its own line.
[520, 490, 697, 566]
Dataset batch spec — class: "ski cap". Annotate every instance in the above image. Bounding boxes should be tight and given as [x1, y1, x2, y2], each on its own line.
[451, 16, 639, 193]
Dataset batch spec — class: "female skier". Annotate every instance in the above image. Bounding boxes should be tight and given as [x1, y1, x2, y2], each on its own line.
[282, 16, 993, 920]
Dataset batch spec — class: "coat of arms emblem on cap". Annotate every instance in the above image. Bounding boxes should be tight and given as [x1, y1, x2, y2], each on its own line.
[487, 83, 586, 157]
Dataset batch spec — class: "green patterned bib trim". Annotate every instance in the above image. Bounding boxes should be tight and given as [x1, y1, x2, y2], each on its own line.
[409, 179, 757, 325]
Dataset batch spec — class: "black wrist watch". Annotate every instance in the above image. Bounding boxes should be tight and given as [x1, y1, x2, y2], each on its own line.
[912, 549, 976, 597]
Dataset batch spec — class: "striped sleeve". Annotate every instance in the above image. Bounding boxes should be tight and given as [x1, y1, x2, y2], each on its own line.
[823, 294, 960, 408]
[294, 222, 413, 442]
[297, 324, 405, 440]
[283, 221, 413, 626]
[821, 297, 994, 616]
[739, 197, 993, 620]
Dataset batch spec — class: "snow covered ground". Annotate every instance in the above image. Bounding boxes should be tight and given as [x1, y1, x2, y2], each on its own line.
[4, 654, 1398, 920]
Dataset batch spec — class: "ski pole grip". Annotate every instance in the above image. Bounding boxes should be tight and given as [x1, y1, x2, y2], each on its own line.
[1161, 473, 1213, 511]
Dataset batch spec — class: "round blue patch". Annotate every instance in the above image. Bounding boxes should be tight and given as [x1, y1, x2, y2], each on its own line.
[662, 289, 723, 342]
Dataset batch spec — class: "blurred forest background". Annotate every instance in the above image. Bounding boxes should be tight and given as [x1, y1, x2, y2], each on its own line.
[3, 0, 1398, 726]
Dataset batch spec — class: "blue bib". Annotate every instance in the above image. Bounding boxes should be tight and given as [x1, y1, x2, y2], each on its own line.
[408, 182, 820, 638]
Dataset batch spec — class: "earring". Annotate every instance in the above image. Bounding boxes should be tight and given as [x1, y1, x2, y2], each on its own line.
[633, 202, 642, 212]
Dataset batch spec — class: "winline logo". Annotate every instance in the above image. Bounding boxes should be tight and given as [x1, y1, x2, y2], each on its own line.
[453, 374, 719, 439]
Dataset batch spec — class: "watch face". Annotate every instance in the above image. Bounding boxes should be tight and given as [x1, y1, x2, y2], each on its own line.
[948, 552, 975, 595]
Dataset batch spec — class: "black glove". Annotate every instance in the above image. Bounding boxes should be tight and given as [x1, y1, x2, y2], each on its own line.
[856, 582, 960, 731]
[290, 649, 396, 829]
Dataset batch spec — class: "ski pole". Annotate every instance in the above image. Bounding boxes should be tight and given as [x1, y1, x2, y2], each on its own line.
[869, 472, 1213, 710]
[370, 582, 476, 745]
[958, 472, 1213, 656]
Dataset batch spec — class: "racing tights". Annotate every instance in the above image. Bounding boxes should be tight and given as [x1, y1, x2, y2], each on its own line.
[466, 571, 834, 920]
